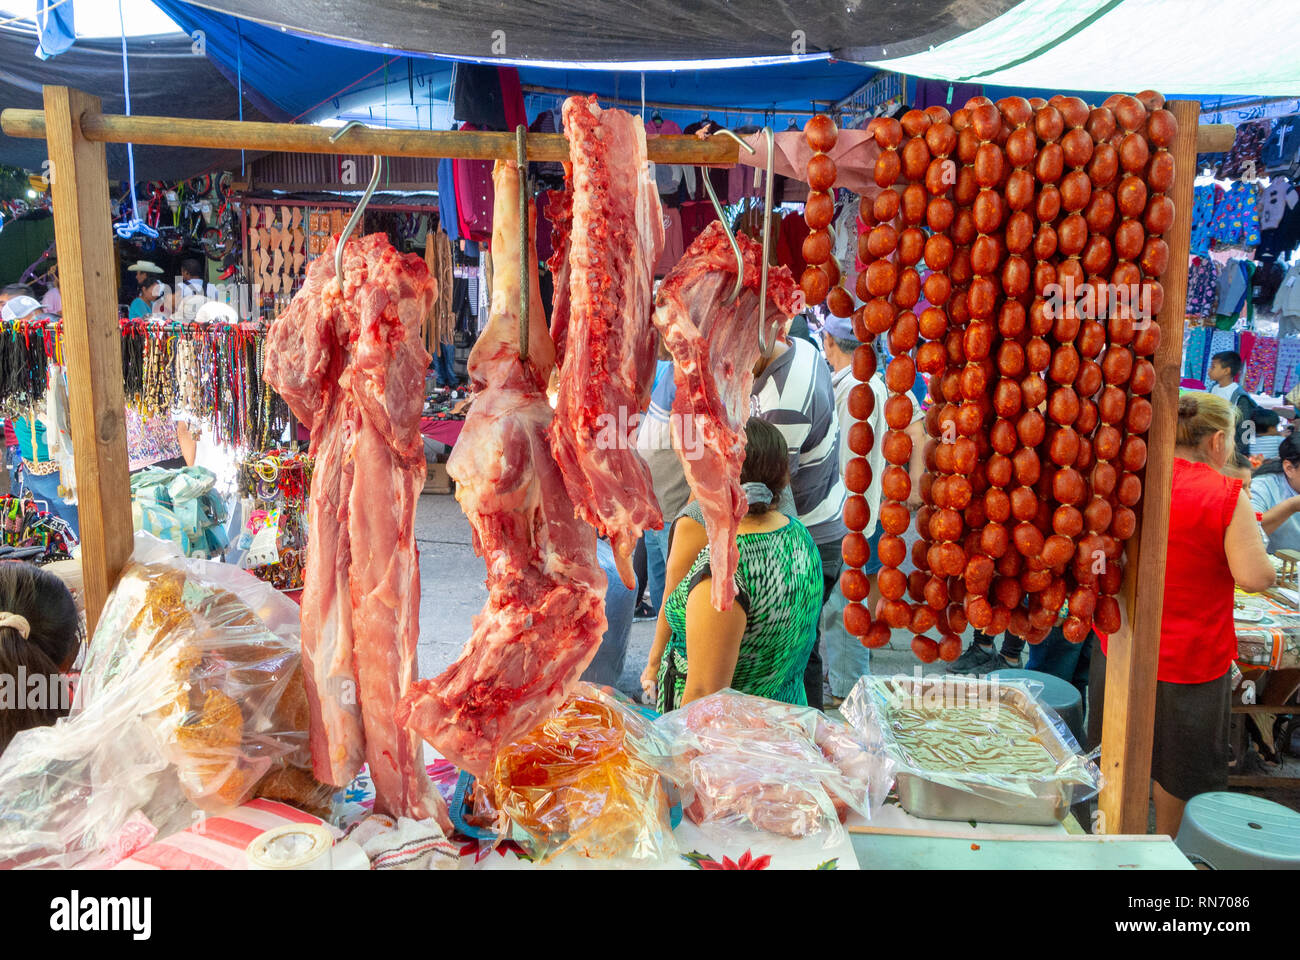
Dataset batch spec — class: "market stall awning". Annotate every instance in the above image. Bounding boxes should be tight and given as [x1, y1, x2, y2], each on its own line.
[856, 0, 1300, 97]
[0, 22, 272, 180]
[169, 0, 1020, 65]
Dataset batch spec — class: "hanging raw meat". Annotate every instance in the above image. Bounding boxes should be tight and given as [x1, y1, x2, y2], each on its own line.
[265, 231, 447, 828]
[652, 222, 800, 610]
[398, 160, 607, 781]
[549, 95, 666, 584]
[544, 163, 574, 363]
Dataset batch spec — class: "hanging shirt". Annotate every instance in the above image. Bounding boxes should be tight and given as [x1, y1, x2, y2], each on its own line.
[453, 123, 494, 243]
[1273, 261, 1300, 318]
[1259, 177, 1297, 231]
[644, 118, 694, 199]
[1215, 259, 1252, 319]
[654, 208, 685, 277]
[1185, 257, 1219, 317]
[437, 157, 461, 244]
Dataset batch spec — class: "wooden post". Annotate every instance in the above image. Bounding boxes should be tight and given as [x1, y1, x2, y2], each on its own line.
[1098, 99, 1200, 835]
[43, 86, 132, 632]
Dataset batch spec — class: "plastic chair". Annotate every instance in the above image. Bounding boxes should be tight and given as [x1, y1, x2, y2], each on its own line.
[1175, 792, 1300, 869]
[987, 667, 1085, 746]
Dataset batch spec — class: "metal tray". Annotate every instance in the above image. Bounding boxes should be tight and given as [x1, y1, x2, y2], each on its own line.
[864, 676, 1091, 826]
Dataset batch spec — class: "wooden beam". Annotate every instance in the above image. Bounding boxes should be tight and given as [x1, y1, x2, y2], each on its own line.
[1098, 99, 1200, 836]
[0, 108, 740, 165]
[1196, 124, 1235, 154]
[42, 86, 133, 633]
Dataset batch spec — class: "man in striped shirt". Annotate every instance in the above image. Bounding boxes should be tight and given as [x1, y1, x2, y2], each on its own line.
[751, 327, 846, 708]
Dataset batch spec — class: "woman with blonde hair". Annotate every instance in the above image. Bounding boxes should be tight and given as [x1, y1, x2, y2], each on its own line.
[1088, 391, 1275, 837]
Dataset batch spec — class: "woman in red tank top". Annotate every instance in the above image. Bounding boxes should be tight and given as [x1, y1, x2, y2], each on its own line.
[1090, 393, 1274, 838]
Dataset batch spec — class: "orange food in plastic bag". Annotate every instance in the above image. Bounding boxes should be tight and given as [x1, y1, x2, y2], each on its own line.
[491, 684, 674, 863]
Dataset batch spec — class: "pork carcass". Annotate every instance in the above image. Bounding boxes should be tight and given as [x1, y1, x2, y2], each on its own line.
[549, 96, 666, 580]
[264, 245, 363, 787]
[398, 159, 607, 781]
[651, 222, 799, 610]
[265, 232, 447, 827]
[543, 165, 573, 364]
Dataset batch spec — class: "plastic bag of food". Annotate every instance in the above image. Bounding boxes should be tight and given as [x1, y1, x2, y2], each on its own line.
[490, 683, 676, 864]
[77, 533, 333, 815]
[0, 642, 190, 869]
[647, 690, 894, 847]
[0, 533, 332, 869]
[840, 675, 1102, 825]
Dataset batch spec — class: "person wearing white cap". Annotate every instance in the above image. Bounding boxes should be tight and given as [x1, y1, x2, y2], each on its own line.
[126, 260, 165, 319]
[0, 294, 43, 323]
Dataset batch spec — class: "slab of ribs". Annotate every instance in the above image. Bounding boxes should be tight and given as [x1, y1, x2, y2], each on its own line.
[548, 95, 666, 584]
[265, 232, 448, 828]
[652, 222, 799, 611]
[397, 159, 608, 781]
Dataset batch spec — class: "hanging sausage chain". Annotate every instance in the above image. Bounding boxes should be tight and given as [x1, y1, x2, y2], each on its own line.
[803, 91, 1178, 662]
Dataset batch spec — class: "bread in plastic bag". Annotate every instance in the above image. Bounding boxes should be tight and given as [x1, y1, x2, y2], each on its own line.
[0, 645, 188, 869]
[490, 682, 676, 864]
[0, 533, 332, 868]
[77, 534, 334, 815]
[647, 689, 894, 846]
[840, 674, 1102, 818]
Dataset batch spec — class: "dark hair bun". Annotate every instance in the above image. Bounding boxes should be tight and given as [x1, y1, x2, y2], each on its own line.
[1177, 394, 1199, 418]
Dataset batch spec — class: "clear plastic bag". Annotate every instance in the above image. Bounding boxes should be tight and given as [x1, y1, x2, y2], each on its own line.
[490, 683, 676, 864]
[841, 675, 1102, 823]
[647, 690, 894, 847]
[0, 643, 188, 869]
[0, 533, 332, 869]
[77, 534, 332, 815]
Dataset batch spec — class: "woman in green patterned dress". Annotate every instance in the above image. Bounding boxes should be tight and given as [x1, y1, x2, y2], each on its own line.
[641, 418, 823, 712]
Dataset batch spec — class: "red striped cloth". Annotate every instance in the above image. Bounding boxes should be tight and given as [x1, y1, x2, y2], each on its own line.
[114, 799, 330, 870]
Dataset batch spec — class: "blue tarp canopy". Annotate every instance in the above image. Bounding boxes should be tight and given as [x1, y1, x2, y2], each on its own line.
[2, 0, 1293, 179]
[151, 1, 881, 128]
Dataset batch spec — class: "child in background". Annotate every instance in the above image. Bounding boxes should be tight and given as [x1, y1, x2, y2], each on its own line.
[1249, 407, 1284, 462]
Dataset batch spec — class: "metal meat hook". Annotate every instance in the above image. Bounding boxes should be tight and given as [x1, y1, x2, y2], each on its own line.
[328, 121, 384, 285]
[702, 127, 757, 305]
[516, 124, 530, 363]
[757, 126, 777, 358]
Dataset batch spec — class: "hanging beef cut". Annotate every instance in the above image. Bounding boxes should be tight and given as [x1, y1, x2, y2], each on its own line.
[653, 222, 800, 610]
[398, 159, 607, 781]
[265, 232, 447, 828]
[543, 163, 573, 363]
[549, 95, 666, 583]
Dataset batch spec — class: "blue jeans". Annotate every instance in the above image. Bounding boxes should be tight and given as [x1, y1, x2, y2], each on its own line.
[822, 572, 871, 698]
[434, 342, 457, 387]
[643, 525, 670, 614]
[1026, 625, 1093, 706]
[581, 539, 636, 687]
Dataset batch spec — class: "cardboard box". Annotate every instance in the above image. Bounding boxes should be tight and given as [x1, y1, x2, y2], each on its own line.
[424, 461, 454, 495]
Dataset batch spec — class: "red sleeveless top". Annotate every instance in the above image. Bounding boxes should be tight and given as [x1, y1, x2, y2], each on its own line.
[1101, 458, 1241, 684]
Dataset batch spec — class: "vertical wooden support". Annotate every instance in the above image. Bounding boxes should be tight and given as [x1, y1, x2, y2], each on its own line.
[43, 86, 132, 633]
[1098, 99, 1199, 835]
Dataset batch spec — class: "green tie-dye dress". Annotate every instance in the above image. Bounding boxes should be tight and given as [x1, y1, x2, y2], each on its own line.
[656, 509, 823, 712]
